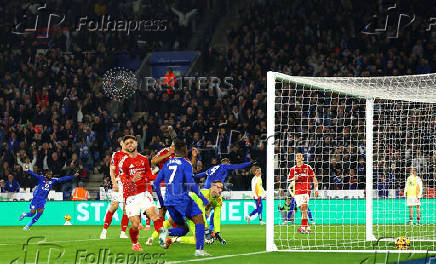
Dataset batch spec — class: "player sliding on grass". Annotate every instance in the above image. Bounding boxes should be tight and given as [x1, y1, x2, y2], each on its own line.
[287, 152, 318, 234]
[154, 139, 211, 257]
[100, 138, 131, 239]
[19, 170, 78, 230]
[118, 135, 165, 251]
[246, 166, 266, 225]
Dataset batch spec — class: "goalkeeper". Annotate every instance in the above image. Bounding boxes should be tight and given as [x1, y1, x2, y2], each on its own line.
[147, 180, 225, 245]
[167, 180, 225, 245]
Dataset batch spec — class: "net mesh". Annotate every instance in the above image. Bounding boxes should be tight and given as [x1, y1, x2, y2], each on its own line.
[271, 72, 436, 251]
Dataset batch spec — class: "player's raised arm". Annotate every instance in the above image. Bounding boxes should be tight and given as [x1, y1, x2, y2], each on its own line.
[151, 146, 174, 166]
[26, 170, 45, 181]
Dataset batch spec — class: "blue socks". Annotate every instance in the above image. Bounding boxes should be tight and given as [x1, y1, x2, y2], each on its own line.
[308, 208, 313, 222]
[27, 212, 43, 228]
[168, 226, 188, 237]
[195, 223, 205, 250]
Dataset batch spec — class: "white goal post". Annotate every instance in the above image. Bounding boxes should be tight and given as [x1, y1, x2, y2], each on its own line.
[266, 71, 436, 253]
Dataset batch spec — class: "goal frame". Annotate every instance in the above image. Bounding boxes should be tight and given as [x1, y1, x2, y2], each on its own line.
[266, 71, 435, 253]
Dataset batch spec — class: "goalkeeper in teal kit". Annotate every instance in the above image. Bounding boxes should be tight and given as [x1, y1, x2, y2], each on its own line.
[19, 170, 78, 230]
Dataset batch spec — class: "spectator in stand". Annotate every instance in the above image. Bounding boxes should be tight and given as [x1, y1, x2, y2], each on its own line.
[0, 180, 5, 192]
[5, 174, 20, 193]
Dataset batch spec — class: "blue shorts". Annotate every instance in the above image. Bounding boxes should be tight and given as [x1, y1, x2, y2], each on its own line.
[167, 199, 203, 225]
[30, 199, 46, 210]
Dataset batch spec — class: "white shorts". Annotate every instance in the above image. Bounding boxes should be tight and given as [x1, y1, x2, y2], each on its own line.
[125, 192, 155, 218]
[295, 194, 310, 207]
[407, 196, 421, 206]
[111, 180, 123, 203]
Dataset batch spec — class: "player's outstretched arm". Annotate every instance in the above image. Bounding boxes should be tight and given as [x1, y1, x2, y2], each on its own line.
[185, 165, 209, 206]
[26, 170, 45, 181]
[193, 171, 207, 178]
[54, 172, 79, 183]
[225, 161, 251, 171]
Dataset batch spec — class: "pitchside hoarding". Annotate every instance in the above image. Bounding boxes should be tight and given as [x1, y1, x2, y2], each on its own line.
[0, 199, 434, 226]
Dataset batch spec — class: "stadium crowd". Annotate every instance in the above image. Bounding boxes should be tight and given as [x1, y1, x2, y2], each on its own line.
[0, 0, 435, 195]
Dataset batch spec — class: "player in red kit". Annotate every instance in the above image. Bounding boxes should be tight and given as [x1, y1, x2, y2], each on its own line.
[100, 138, 131, 239]
[118, 135, 165, 251]
[288, 152, 318, 234]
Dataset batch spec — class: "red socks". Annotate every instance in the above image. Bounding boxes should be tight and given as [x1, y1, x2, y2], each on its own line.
[129, 228, 139, 244]
[301, 218, 309, 228]
[121, 214, 129, 232]
[153, 218, 164, 232]
[103, 211, 114, 229]
[146, 218, 151, 226]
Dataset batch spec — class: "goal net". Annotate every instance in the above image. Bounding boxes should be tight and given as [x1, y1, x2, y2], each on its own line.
[266, 72, 436, 252]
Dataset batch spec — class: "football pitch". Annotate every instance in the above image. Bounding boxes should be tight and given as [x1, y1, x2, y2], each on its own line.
[0, 225, 434, 264]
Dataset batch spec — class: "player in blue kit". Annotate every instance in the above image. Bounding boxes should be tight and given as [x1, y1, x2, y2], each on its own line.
[154, 139, 211, 257]
[193, 158, 251, 242]
[194, 158, 251, 189]
[19, 169, 78, 230]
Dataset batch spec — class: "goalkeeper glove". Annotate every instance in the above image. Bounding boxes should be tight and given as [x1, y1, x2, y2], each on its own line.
[214, 232, 226, 245]
[205, 230, 214, 244]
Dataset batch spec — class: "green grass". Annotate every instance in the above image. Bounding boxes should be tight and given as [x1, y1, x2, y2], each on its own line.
[0, 225, 434, 264]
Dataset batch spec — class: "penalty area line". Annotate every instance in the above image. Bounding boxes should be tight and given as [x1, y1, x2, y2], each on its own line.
[166, 251, 268, 264]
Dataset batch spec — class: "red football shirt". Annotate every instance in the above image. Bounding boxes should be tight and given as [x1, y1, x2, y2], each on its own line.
[110, 151, 129, 178]
[154, 147, 175, 169]
[119, 154, 156, 199]
[288, 164, 315, 195]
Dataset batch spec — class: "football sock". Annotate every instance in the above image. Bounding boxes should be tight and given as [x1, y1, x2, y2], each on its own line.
[103, 211, 114, 229]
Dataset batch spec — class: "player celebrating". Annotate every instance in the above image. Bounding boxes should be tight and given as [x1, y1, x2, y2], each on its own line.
[118, 135, 165, 251]
[154, 139, 211, 257]
[405, 168, 423, 225]
[19, 170, 78, 230]
[246, 166, 266, 224]
[287, 152, 318, 233]
[100, 138, 131, 239]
